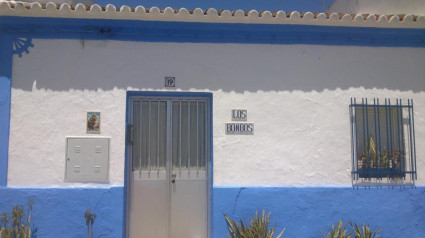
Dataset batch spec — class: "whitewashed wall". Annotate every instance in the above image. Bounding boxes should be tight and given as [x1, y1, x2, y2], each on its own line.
[8, 39, 425, 187]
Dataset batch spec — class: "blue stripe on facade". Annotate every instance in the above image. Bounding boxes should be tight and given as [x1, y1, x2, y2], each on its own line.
[1, 16, 425, 47]
[94, 0, 335, 13]
[1, 186, 424, 238]
[0, 33, 12, 187]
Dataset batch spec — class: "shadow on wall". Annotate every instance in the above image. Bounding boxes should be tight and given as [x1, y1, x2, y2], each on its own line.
[11, 39, 425, 93]
[93, 0, 335, 12]
[15, 0, 95, 5]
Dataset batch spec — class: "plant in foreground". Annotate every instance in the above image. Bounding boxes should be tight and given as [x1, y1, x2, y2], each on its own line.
[320, 220, 352, 238]
[224, 210, 285, 238]
[0, 200, 35, 238]
[350, 222, 382, 238]
[84, 209, 96, 238]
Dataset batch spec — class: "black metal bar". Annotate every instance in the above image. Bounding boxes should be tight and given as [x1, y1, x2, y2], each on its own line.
[350, 98, 353, 177]
[409, 99, 417, 180]
[377, 99, 382, 177]
[157, 101, 160, 169]
[188, 101, 190, 169]
[385, 99, 391, 178]
[362, 98, 368, 178]
[395, 99, 400, 172]
[204, 100, 208, 170]
[139, 101, 143, 171]
[354, 98, 359, 180]
[366, 98, 370, 177]
[407, 99, 413, 180]
[197, 101, 199, 171]
[400, 99, 406, 176]
[373, 98, 379, 178]
[388, 99, 394, 178]
[148, 100, 151, 171]
[396, 99, 402, 176]
[411, 100, 417, 180]
[178, 100, 182, 169]
[350, 98, 356, 180]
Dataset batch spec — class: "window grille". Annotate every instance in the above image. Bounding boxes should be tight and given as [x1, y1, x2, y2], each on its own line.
[131, 99, 207, 172]
[350, 98, 417, 184]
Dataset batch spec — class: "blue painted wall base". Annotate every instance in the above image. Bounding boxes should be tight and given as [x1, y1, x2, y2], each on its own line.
[213, 187, 425, 238]
[0, 187, 124, 238]
[1, 186, 424, 238]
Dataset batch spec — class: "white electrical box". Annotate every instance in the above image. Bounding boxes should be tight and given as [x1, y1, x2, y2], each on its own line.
[65, 137, 110, 182]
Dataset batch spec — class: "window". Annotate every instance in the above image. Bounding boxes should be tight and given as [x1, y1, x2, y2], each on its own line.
[131, 99, 208, 172]
[350, 98, 417, 185]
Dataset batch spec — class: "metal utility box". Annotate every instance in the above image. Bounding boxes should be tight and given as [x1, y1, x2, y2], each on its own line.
[65, 137, 110, 182]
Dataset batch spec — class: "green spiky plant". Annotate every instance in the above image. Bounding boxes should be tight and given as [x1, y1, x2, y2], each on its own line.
[319, 220, 352, 238]
[224, 210, 285, 238]
[0, 200, 35, 238]
[350, 222, 382, 238]
[84, 209, 96, 238]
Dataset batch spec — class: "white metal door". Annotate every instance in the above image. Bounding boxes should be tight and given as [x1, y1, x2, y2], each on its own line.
[127, 97, 209, 238]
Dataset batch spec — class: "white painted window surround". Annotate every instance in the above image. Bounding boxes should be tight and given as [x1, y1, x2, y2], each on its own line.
[7, 39, 425, 187]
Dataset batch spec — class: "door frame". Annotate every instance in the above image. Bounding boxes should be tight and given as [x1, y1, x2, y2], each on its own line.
[123, 91, 213, 238]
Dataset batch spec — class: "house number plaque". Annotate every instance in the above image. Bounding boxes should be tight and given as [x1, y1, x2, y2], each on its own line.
[165, 77, 176, 87]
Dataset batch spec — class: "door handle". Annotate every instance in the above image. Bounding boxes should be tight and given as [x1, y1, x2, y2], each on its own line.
[171, 174, 176, 183]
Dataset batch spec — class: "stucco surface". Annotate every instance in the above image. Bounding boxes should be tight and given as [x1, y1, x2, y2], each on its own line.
[8, 39, 425, 187]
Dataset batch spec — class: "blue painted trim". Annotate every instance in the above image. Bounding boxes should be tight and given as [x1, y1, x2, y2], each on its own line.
[1, 16, 425, 47]
[124, 90, 214, 238]
[209, 93, 214, 237]
[0, 34, 12, 187]
[123, 93, 131, 238]
[94, 0, 335, 13]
